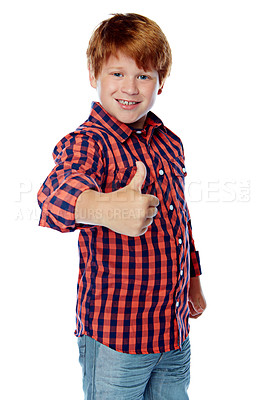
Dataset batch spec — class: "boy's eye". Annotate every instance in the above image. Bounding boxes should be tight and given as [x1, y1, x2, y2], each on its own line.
[138, 75, 149, 80]
[113, 72, 123, 77]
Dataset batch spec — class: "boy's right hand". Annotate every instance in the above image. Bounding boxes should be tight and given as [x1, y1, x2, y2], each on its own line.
[102, 161, 160, 237]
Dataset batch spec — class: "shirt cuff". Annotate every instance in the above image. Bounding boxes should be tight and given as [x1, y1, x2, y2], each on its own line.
[190, 250, 202, 277]
[38, 174, 101, 232]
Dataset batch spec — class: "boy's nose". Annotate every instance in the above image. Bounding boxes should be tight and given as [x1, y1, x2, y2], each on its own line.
[121, 78, 139, 95]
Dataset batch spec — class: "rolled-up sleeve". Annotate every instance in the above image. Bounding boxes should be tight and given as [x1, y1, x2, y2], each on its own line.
[187, 218, 202, 277]
[37, 132, 105, 233]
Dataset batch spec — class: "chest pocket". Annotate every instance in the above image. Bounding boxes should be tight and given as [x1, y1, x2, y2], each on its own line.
[168, 156, 187, 178]
[105, 164, 156, 194]
[168, 157, 188, 210]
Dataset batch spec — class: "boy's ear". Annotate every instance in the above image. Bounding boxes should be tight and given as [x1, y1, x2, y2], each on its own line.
[157, 83, 164, 95]
[89, 66, 97, 89]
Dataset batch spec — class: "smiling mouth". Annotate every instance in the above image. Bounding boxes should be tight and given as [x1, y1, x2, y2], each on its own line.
[116, 99, 140, 105]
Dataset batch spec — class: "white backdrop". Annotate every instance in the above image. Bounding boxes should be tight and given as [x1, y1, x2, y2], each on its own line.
[1, 0, 265, 399]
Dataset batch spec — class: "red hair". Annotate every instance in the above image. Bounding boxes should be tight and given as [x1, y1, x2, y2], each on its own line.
[86, 13, 172, 85]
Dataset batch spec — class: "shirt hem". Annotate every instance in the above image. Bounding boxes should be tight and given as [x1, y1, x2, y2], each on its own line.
[75, 331, 189, 355]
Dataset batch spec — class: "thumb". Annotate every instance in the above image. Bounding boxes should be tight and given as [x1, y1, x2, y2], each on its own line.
[129, 161, 147, 193]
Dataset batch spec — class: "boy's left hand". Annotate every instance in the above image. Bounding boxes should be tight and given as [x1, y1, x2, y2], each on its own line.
[188, 276, 207, 319]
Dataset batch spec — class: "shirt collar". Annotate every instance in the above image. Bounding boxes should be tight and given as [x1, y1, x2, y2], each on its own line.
[86, 101, 164, 143]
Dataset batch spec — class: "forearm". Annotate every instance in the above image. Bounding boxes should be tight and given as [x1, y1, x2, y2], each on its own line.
[75, 189, 110, 226]
[74, 166, 159, 237]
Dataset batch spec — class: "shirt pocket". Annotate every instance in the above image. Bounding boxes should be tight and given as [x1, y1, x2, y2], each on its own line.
[168, 156, 187, 178]
[168, 157, 188, 212]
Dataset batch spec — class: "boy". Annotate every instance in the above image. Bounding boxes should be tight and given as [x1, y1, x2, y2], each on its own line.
[37, 13, 206, 400]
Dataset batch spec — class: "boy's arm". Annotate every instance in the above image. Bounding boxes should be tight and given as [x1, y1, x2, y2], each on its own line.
[179, 140, 206, 315]
[187, 216, 207, 318]
[37, 133, 105, 233]
[178, 139, 201, 277]
[38, 135, 159, 236]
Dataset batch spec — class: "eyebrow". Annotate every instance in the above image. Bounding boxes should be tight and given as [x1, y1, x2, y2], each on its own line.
[106, 66, 154, 74]
[106, 66, 123, 71]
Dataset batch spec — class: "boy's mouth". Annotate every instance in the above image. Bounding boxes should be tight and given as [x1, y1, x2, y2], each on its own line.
[116, 99, 140, 106]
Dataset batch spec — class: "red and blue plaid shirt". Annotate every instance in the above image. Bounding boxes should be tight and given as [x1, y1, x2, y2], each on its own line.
[37, 101, 202, 354]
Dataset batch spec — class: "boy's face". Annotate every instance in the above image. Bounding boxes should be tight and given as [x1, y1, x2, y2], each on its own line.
[89, 52, 163, 129]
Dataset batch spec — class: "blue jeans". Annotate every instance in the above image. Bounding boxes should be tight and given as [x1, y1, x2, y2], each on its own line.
[77, 335, 190, 400]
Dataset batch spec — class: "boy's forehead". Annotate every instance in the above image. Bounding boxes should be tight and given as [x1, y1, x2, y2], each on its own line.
[103, 51, 154, 72]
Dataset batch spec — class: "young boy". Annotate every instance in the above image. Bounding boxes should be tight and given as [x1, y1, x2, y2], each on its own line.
[37, 13, 206, 400]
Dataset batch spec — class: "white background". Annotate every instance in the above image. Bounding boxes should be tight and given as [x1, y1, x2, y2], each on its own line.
[1, 0, 265, 399]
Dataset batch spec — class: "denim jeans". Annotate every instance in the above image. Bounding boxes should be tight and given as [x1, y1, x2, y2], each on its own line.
[77, 334, 190, 400]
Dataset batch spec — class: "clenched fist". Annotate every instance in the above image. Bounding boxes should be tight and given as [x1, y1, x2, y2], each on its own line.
[102, 161, 160, 236]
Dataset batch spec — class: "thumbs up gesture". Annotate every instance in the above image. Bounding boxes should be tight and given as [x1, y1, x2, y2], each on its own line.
[102, 161, 160, 237]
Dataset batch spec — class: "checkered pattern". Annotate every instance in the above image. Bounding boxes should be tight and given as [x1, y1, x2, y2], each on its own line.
[37, 101, 202, 354]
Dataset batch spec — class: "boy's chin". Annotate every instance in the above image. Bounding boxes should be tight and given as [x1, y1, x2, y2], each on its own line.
[120, 115, 146, 129]
[102, 104, 146, 128]
[124, 119, 144, 129]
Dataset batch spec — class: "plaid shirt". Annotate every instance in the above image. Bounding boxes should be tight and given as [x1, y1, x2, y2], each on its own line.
[37, 101, 202, 354]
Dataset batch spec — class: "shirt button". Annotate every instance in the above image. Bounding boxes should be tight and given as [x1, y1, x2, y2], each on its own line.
[169, 204, 174, 211]
[178, 238, 182, 245]
[159, 169, 164, 176]
[136, 130, 142, 134]
[176, 301, 179, 308]
[182, 167, 186, 173]
[180, 270, 183, 276]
